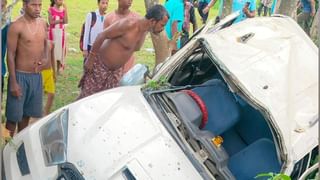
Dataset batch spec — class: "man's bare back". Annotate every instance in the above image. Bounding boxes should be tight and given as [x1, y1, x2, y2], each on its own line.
[8, 16, 47, 73]
[78, 4, 168, 99]
[104, 8, 141, 72]
[97, 17, 147, 70]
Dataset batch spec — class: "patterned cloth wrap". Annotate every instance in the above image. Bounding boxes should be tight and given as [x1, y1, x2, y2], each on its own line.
[78, 55, 123, 99]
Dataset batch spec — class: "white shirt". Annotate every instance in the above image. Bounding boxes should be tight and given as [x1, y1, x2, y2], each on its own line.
[83, 10, 105, 51]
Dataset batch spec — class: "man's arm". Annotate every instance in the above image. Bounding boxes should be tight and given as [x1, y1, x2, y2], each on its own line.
[310, 0, 316, 16]
[36, 20, 49, 73]
[91, 19, 132, 53]
[135, 33, 146, 51]
[103, 14, 111, 29]
[6, 22, 22, 97]
[243, 1, 256, 18]
[85, 19, 133, 71]
[203, 0, 218, 14]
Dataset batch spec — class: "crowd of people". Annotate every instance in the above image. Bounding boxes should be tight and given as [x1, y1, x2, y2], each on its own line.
[0, 0, 317, 137]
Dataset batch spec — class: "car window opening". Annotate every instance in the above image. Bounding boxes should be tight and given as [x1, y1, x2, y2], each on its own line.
[146, 47, 283, 179]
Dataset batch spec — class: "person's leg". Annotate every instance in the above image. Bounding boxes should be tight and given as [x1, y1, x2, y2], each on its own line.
[56, 60, 61, 75]
[258, 3, 263, 16]
[189, 6, 198, 32]
[181, 28, 189, 47]
[5, 72, 25, 137]
[263, 5, 268, 16]
[44, 93, 55, 115]
[197, 2, 206, 24]
[268, 7, 271, 16]
[5, 121, 16, 137]
[202, 2, 209, 23]
[24, 73, 43, 125]
[42, 69, 55, 115]
[304, 13, 312, 36]
[297, 12, 311, 35]
[1, 75, 4, 102]
[17, 116, 30, 132]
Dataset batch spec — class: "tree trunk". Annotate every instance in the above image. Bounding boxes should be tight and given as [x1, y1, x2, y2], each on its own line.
[221, 0, 232, 18]
[144, 0, 170, 67]
[277, 0, 298, 19]
[310, 8, 319, 46]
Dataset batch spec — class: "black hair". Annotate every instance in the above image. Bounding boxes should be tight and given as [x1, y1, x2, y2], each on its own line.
[50, 0, 55, 7]
[145, 4, 169, 21]
[23, 0, 31, 3]
[97, 0, 101, 3]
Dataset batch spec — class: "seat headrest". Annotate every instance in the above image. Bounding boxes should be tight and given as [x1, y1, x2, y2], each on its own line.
[192, 79, 240, 135]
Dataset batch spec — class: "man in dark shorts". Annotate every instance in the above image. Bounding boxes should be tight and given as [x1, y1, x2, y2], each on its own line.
[5, 0, 48, 136]
[78, 4, 169, 99]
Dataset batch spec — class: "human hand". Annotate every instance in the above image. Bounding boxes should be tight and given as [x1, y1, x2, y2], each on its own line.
[311, 11, 315, 17]
[10, 82, 22, 98]
[203, 6, 210, 14]
[84, 52, 96, 73]
[243, 5, 250, 16]
[193, 1, 199, 8]
[83, 50, 88, 58]
[172, 32, 181, 42]
[168, 39, 178, 55]
[34, 60, 47, 73]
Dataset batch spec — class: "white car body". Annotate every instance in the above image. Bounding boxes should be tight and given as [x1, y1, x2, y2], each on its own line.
[3, 14, 318, 180]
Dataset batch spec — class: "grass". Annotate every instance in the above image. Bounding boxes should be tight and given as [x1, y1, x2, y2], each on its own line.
[4, 0, 219, 113]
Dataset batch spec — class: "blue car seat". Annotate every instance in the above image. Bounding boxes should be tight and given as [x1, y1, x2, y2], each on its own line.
[192, 79, 240, 135]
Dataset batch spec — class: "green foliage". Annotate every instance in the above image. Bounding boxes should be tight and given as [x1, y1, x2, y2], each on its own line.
[256, 173, 291, 180]
[143, 76, 170, 91]
[0, 136, 18, 151]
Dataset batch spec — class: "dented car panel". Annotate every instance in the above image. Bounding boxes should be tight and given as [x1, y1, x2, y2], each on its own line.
[3, 15, 318, 180]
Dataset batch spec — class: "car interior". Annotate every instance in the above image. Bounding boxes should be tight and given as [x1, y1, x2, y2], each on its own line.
[163, 47, 283, 179]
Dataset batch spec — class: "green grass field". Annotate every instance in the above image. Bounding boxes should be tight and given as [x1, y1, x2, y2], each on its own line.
[4, 0, 219, 113]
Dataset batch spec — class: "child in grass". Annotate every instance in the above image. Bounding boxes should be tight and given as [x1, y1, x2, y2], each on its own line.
[48, 0, 68, 75]
[41, 40, 56, 115]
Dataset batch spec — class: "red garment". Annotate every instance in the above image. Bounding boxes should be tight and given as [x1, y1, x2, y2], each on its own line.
[48, 7, 66, 46]
[78, 56, 123, 99]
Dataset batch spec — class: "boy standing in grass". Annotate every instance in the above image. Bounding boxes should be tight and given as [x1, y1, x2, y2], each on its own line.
[41, 40, 56, 115]
[5, 0, 47, 136]
[82, 0, 108, 61]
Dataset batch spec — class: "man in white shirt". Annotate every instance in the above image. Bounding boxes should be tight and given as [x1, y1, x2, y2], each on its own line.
[82, 0, 108, 58]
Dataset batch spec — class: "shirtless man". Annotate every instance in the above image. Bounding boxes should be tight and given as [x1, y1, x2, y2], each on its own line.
[5, 0, 48, 136]
[78, 4, 169, 99]
[104, 0, 140, 73]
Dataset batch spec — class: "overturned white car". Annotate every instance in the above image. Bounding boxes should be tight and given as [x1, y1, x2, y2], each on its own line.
[3, 14, 318, 180]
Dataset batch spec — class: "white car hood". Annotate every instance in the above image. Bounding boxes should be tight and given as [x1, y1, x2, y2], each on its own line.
[67, 86, 202, 179]
[202, 17, 318, 162]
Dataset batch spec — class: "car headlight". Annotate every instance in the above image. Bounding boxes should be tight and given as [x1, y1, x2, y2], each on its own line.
[39, 109, 69, 166]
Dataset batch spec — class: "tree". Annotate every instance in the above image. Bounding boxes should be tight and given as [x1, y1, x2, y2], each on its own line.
[276, 0, 299, 19]
[144, 0, 170, 67]
[310, 8, 319, 45]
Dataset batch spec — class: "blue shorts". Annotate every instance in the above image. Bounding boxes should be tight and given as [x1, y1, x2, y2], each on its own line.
[6, 71, 43, 123]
